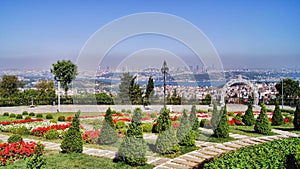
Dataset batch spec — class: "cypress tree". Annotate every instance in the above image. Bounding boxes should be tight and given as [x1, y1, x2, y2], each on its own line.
[97, 108, 118, 145]
[177, 110, 196, 146]
[294, 100, 300, 129]
[214, 105, 229, 138]
[118, 108, 147, 166]
[254, 104, 272, 134]
[61, 111, 83, 153]
[243, 102, 255, 126]
[189, 105, 200, 130]
[211, 102, 221, 130]
[272, 100, 284, 126]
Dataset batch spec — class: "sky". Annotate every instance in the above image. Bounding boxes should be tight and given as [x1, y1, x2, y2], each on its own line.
[1, 0, 300, 70]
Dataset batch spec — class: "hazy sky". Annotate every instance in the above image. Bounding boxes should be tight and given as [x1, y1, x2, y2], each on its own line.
[1, 0, 300, 70]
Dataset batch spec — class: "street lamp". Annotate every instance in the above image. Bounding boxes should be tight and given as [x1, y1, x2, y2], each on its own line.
[282, 78, 284, 109]
[161, 60, 169, 109]
[56, 78, 61, 112]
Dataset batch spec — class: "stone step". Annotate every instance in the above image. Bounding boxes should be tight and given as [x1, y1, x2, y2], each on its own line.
[249, 138, 268, 143]
[222, 142, 243, 149]
[240, 139, 259, 145]
[198, 150, 219, 156]
[214, 144, 236, 151]
[172, 159, 198, 168]
[232, 140, 251, 146]
[163, 162, 188, 169]
[180, 155, 205, 164]
[189, 152, 213, 159]
[151, 158, 170, 166]
[203, 147, 225, 154]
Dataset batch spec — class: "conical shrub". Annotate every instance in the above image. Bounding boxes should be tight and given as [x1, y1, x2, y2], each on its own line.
[214, 105, 229, 138]
[294, 100, 300, 129]
[177, 110, 195, 146]
[211, 102, 221, 130]
[61, 111, 83, 153]
[189, 105, 200, 130]
[98, 108, 118, 145]
[254, 104, 272, 134]
[243, 103, 255, 126]
[153, 108, 172, 133]
[118, 108, 147, 166]
[272, 101, 284, 126]
[155, 126, 180, 154]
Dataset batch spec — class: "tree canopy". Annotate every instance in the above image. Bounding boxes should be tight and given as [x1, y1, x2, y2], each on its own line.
[0, 75, 23, 98]
[275, 78, 300, 99]
[51, 60, 78, 96]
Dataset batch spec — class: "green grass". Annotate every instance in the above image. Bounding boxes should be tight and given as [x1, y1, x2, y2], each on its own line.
[229, 125, 277, 137]
[0, 151, 154, 169]
[196, 131, 236, 143]
[272, 125, 300, 134]
[157, 145, 199, 159]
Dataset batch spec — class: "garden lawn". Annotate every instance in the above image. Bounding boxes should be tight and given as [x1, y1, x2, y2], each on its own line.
[229, 125, 277, 137]
[0, 151, 154, 169]
[272, 124, 300, 134]
[196, 131, 236, 143]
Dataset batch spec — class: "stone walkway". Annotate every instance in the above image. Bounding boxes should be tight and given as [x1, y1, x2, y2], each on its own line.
[154, 129, 300, 169]
[0, 128, 299, 168]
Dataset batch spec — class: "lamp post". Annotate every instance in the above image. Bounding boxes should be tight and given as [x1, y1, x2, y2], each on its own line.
[56, 79, 61, 112]
[161, 60, 169, 109]
[282, 78, 284, 109]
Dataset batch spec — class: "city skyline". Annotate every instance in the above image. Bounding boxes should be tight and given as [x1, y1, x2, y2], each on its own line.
[1, 1, 300, 70]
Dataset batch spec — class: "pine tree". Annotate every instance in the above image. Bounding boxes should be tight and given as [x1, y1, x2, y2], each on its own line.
[214, 105, 229, 138]
[211, 102, 221, 130]
[189, 105, 200, 130]
[243, 103, 255, 126]
[254, 104, 272, 134]
[294, 100, 300, 129]
[118, 108, 147, 166]
[177, 110, 196, 146]
[272, 100, 284, 126]
[97, 108, 118, 145]
[61, 111, 83, 153]
[153, 108, 172, 133]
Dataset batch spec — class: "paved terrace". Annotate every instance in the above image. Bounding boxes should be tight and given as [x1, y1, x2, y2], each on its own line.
[0, 104, 295, 114]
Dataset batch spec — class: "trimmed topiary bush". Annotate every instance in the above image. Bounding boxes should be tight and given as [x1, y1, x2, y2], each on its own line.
[11, 126, 30, 135]
[25, 116, 31, 120]
[211, 102, 221, 130]
[177, 110, 195, 146]
[153, 108, 172, 133]
[189, 105, 200, 130]
[8, 134, 23, 143]
[272, 101, 284, 126]
[118, 108, 147, 166]
[97, 108, 118, 145]
[3, 112, 9, 116]
[22, 111, 28, 115]
[57, 116, 65, 122]
[155, 126, 180, 154]
[45, 129, 59, 140]
[9, 113, 16, 118]
[254, 104, 272, 134]
[294, 100, 300, 130]
[16, 114, 23, 119]
[26, 141, 46, 169]
[142, 123, 153, 133]
[36, 113, 43, 118]
[214, 105, 229, 138]
[116, 120, 126, 129]
[46, 114, 53, 119]
[60, 111, 83, 153]
[243, 103, 255, 126]
[29, 112, 35, 116]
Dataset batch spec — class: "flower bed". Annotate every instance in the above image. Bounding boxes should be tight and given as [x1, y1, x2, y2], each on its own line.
[0, 119, 43, 126]
[31, 123, 71, 136]
[0, 141, 41, 166]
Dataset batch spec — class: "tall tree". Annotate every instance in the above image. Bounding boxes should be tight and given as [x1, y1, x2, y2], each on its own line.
[214, 105, 229, 138]
[143, 76, 154, 106]
[51, 60, 78, 96]
[129, 76, 143, 105]
[275, 78, 300, 103]
[35, 80, 55, 98]
[0, 75, 23, 98]
[118, 72, 133, 104]
[211, 102, 221, 130]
